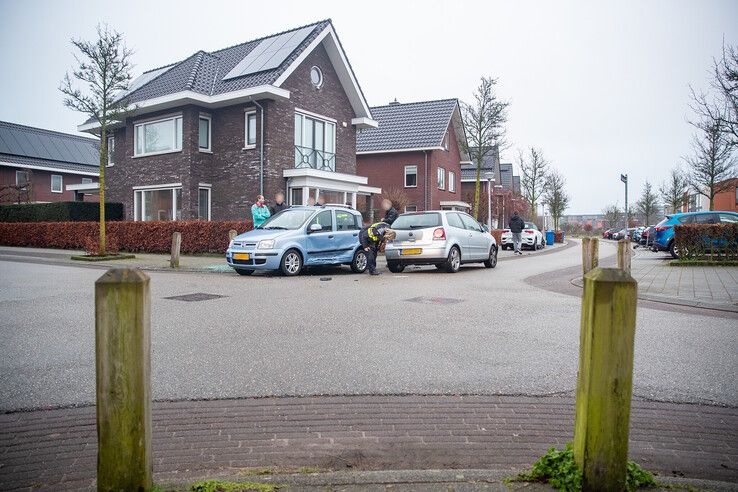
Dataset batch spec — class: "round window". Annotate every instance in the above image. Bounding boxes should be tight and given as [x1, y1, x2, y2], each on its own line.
[310, 66, 323, 88]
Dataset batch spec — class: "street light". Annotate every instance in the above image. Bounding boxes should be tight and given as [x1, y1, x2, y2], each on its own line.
[620, 174, 628, 230]
[494, 184, 504, 228]
[484, 172, 495, 230]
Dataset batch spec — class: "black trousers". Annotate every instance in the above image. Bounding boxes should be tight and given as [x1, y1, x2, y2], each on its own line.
[365, 245, 378, 272]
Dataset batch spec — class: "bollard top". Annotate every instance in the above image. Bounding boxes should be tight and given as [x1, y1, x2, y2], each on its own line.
[583, 267, 635, 284]
[96, 268, 150, 285]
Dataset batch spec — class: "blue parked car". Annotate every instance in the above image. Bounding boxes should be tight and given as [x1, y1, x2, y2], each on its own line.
[226, 205, 369, 276]
[653, 211, 738, 258]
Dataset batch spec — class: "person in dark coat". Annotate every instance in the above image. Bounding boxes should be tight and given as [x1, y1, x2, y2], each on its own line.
[358, 221, 396, 275]
[381, 199, 398, 225]
[509, 211, 526, 255]
[270, 192, 288, 216]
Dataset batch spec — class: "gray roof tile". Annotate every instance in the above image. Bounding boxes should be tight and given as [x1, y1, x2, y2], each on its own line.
[356, 99, 458, 153]
[0, 121, 98, 170]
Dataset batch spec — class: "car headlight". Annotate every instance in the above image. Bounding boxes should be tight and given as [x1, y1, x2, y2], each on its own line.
[258, 239, 275, 249]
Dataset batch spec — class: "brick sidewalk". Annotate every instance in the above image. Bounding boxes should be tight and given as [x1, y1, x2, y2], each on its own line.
[1, 395, 736, 490]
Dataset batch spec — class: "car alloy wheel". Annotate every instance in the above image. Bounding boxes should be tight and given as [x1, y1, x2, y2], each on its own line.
[351, 250, 368, 273]
[446, 246, 461, 273]
[281, 249, 303, 276]
[484, 247, 497, 268]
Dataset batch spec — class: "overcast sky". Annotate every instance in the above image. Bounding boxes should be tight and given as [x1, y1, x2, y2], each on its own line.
[1, 0, 736, 213]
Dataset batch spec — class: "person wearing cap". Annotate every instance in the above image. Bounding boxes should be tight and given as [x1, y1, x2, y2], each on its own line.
[358, 221, 396, 276]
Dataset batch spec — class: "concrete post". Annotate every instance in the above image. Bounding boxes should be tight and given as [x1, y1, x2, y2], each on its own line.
[95, 268, 152, 491]
[170, 231, 181, 269]
[582, 237, 599, 276]
[574, 267, 637, 492]
[617, 239, 632, 274]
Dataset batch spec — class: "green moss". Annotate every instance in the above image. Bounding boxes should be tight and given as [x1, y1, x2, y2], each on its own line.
[513, 443, 656, 492]
[190, 480, 278, 492]
[670, 259, 738, 266]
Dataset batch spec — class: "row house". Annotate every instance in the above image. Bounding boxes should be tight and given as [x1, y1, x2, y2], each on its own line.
[78, 20, 380, 221]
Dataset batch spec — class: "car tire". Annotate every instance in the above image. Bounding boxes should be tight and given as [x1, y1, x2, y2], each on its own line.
[350, 249, 368, 273]
[484, 246, 498, 268]
[669, 240, 680, 259]
[235, 268, 254, 276]
[445, 246, 461, 273]
[280, 249, 303, 276]
[387, 261, 405, 273]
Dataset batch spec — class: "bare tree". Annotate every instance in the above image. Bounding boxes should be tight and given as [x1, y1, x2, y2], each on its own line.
[542, 169, 570, 231]
[59, 24, 134, 254]
[683, 113, 736, 210]
[461, 77, 509, 219]
[519, 147, 548, 223]
[601, 204, 622, 230]
[660, 168, 688, 214]
[636, 181, 660, 225]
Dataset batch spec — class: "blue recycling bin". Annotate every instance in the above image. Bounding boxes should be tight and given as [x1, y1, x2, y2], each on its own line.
[560, 231, 565, 243]
[546, 230, 554, 246]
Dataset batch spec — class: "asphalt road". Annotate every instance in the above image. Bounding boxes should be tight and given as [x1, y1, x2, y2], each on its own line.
[1, 242, 736, 411]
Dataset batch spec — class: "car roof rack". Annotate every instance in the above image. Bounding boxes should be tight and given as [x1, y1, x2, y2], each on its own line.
[321, 203, 355, 209]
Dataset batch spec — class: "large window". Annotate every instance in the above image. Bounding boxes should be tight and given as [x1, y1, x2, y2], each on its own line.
[107, 136, 115, 166]
[134, 187, 182, 221]
[199, 115, 211, 152]
[245, 111, 257, 148]
[449, 171, 456, 192]
[134, 115, 182, 156]
[15, 170, 29, 186]
[295, 112, 336, 171]
[437, 167, 445, 190]
[198, 187, 211, 220]
[51, 175, 63, 193]
[404, 165, 417, 188]
[405, 205, 417, 212]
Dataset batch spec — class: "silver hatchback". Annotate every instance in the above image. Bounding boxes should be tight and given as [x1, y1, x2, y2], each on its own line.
[384, 211, 498, 273]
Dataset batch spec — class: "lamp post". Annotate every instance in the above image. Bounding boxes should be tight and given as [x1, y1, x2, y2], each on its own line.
[494, 184, 504, 228]
[621, 173, 628, 230]
[484, 172, 495, 230]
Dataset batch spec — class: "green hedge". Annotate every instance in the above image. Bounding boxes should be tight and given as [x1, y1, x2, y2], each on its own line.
[673, 223, 738, 261]
[0, 202, 124, 223]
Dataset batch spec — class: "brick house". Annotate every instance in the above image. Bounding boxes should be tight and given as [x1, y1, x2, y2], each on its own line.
[682, 178, 738, 213]
[356, 99, 470, 213]
[78, 20, 380, 221]
[0, 121, 99, 204]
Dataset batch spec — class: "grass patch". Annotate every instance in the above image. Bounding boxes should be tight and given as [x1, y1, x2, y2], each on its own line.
[70, 253, 135, 262]
[190, 480, 279, 492]
[670, 259, 738, 266]
[512, 443, 656, 492]
[238, 465, 327, 476]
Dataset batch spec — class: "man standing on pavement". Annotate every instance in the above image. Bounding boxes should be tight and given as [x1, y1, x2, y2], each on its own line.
[509, 211, 525, 255]
[381, 198, 398, 225]
[270, 192, 288, 216]
[359, 221, 396, 275]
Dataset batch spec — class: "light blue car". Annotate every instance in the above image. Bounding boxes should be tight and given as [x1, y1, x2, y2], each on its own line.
[226, 205, 369, 276]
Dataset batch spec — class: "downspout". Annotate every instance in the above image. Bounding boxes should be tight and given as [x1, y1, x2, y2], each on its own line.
[251, 99, 265, 196]
[424, 150, 429, 211]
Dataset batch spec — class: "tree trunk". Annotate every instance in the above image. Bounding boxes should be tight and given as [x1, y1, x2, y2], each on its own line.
[99, 124, 107, 256]
[473, 158, 482, 219]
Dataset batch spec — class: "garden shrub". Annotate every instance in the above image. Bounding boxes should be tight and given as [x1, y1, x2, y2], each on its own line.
[0, 220, 252, 254]
[673, 223, 738, 260]
[0, 202, 124, 222]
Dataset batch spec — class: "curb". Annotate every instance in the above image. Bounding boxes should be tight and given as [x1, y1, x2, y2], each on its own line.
[570, 276, 738, 313]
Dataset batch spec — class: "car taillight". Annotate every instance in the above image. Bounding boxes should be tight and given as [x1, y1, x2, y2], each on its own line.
[433, 227, 446, 240]
[524, 229, 534, 233]
[503, 229, 510, 233]
[655, 225, 672, 232]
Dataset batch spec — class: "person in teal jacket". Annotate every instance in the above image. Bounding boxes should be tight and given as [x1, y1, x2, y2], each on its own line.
[251, 195, 271, 228]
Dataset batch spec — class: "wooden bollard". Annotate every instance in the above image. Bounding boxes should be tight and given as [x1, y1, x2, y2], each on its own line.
[574, 267, 637, 492]
[228, 229, 237, 242]
[95, 269, 152, 491]
[170, 231, 181, 268]
[581, 237, 599, 276]
[617, 239, 631, 274]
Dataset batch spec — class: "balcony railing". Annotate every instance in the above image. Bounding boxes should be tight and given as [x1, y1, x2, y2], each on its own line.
[295, 145, 336, 172]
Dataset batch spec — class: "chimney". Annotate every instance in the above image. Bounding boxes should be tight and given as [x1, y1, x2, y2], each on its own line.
[389, 98, 400, 105]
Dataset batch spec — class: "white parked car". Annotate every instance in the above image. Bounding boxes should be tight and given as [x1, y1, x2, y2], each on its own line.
[501, 222, 545, 250]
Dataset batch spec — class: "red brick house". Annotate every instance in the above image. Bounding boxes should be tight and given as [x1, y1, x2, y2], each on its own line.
[356, 99, 470, 213]
[0, 121, 99, 204]
[78, 20, 380, 221]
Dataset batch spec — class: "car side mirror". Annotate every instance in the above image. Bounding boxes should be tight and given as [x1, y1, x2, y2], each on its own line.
[309, 223, 323, 233]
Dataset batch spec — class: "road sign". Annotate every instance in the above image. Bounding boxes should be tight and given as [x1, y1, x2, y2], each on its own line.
[620, 174, 628, 184]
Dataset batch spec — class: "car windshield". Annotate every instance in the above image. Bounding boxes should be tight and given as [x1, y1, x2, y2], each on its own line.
[258, 208, 315, 230]
[391, 213, 442, 230]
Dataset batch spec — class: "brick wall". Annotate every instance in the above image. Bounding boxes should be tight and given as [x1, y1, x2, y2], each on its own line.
[0, 166, 98, 203]
[713, 179, 738, 212]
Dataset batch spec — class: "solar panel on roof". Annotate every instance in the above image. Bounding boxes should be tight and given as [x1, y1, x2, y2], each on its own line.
[223, 25, 314, 80]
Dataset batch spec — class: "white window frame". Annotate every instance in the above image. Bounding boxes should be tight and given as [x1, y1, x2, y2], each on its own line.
[404, 165, 417, 188]
[244, 111, 257, 149]
[295, 111, 337, 156]
[405, 205, 418, 212]
[15, 170, 29, 186]
[437, 167, 445, 190]
[449, 171, 456, 193]
[51, 174, 63, 193]
[198, 185, 212, 221]
[107, 136, 115, 166]
[198, 114, 212, 152]
[133, 115, 183, 157]
[133, 186, 182, 221]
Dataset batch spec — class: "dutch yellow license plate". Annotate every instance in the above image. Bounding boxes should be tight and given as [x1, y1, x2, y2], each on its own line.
[401, 248, 422, 255]
[233, 253, 251, 260]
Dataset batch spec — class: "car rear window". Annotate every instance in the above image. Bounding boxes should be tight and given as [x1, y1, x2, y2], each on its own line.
[391, 213, 442, 230]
